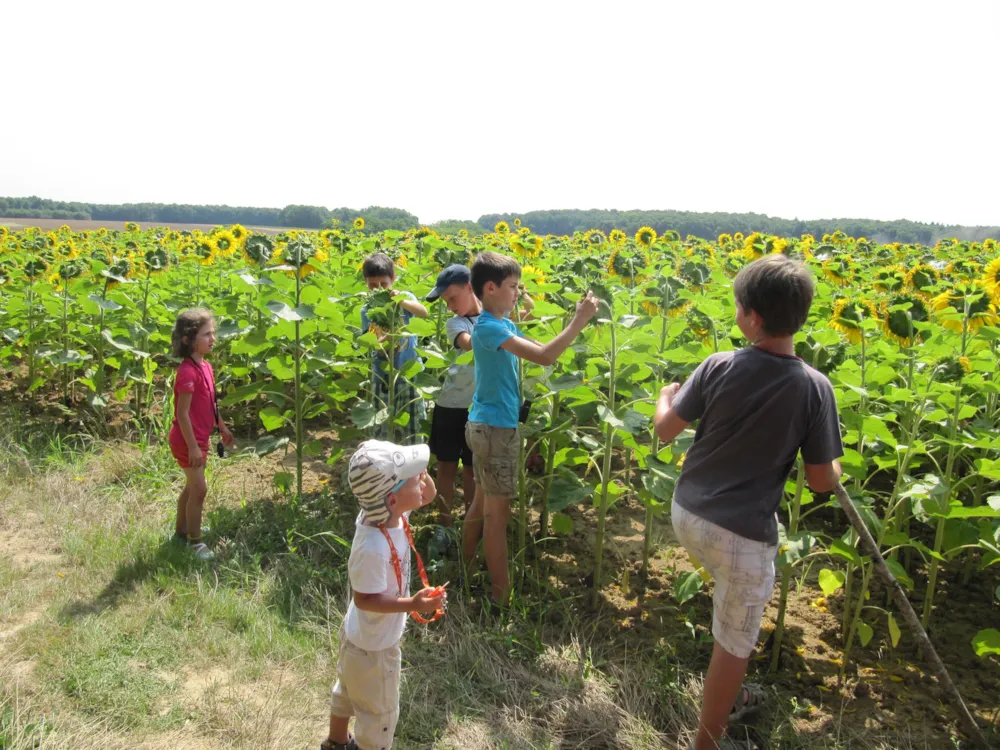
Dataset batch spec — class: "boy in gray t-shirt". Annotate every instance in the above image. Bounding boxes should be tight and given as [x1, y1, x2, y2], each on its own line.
[425, 265, 482, 526]
[653, 254, 843, 750]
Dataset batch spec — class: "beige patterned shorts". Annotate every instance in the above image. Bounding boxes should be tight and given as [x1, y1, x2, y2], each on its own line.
[465, 422, 520, 499]
[330, 627, 402, 749]
[671, 502, 777, 659]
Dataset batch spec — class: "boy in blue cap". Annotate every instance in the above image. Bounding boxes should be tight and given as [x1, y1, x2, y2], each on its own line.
[425, 265, 482, 525]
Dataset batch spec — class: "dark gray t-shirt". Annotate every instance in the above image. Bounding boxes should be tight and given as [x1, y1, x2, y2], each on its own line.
[672, 346, 843, 545]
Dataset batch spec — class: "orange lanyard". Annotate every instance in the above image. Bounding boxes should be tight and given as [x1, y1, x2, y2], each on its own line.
[378, 516, 444, 624]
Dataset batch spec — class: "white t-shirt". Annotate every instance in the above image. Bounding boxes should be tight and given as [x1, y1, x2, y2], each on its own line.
[437, 314, 479, 409]
[343, 512, 411, 652]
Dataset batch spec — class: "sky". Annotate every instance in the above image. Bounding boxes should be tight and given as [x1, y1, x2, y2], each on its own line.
[2, 1, 998, 227]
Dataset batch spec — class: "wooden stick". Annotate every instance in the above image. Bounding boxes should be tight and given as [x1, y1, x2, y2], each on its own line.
[832, 484, 991, 749]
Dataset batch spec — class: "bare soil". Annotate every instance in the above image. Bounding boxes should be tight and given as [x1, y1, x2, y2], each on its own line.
[0, 217, 303, 235]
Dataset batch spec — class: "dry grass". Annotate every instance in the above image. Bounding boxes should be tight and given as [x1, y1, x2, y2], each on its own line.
[0, 432, 956, 749]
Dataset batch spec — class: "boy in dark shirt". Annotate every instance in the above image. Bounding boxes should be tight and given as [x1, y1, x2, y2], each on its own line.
[654, 254, 843, 750]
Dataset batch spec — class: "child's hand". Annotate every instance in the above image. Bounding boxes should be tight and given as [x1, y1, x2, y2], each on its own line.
[220, 425, 235, 447]
[412, 586, 446, 613]
[187, 444, 205, 468]
[660, 383, 680, 406]
[574, 291, 599, 324]
[419, 471, 437, 504]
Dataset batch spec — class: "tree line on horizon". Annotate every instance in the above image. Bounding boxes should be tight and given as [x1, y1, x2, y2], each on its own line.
[2, 196, 997, 243]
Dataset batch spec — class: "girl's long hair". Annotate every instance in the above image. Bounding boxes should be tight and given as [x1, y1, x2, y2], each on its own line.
[171, 308, 214, 359]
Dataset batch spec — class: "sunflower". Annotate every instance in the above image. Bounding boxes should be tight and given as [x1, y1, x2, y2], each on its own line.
[829, 297, 878, 345]
[494, 221, 510, 235]
[643, 276, 690, 318]
[230, 224, 248, 242]
[717, 233, 733, 247]
[742, 232, 764, 259]
[352, 217, 365, 231]
[210, 230, 237, 257]
[830, 230, 848, 245]
[105, 257, 133, 289]
[905, 263, 940, 298]
[945, 258, 979, 281]
[982, 238, 996, 252]
[882, 294, 931, 347]
[733, 232, 745, 244]
[980, 257, 1000, 305]
[687, 309, 714, 344]
[873, 266, 907, 293]
[457, 229, 469, 239]
[320, 229, 337, 246]
[414, 226, 437, 240]
[125, 222, 140, 233]
[194, 237, 217, 266]
[935, 356, 969, 383]
[722, 251, 747, 277]
[584, 229, 606, 246]
[55, 242, 78, 260]
[678, 258, 712, 289]
[24, 257, 49, 279]
[931, 284, 999, 334]
[0, 226, 8, 239]
[97, 227, 108, 237]
[607, 246, 650, 282]
[513, 218, 521, 227]
[635, 226, 657, 247]
[662, 229, 681, 243]
[609, 228, 627, 245]
[821, 257, 858, 287]
[143, 247, 170, 274]
[58, 259, 85, 281]
[521, 265, 547, 299]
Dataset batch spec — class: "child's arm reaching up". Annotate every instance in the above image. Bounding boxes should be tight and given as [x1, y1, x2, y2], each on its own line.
[501, 291, 598, 366]
[395, 292, 429, 319]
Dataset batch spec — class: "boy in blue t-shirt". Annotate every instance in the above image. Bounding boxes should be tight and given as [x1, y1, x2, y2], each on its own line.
[653, 254, 843, 750]
[462, 251, 598, 603]
[359, 252, 428, 444]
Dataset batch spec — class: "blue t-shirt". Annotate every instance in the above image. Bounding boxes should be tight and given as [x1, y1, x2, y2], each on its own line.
[469, 311, 522, 428]
[360, 291, 419, 383]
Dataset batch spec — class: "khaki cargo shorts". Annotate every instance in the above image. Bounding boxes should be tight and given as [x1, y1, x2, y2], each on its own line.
[330, 627, 401, 749]
[671, 502, 777, 659]
[465, 422, 520, 499]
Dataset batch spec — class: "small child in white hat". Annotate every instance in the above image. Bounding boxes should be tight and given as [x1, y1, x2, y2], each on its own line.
[321, 440, 447, 750]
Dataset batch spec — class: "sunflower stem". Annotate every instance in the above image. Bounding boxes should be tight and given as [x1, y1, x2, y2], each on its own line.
[770, 459, 806, 673]
[593, 301, 617, 609]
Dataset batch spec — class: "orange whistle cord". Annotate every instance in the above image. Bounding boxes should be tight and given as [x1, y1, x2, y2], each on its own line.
[378, 515, 445, 624]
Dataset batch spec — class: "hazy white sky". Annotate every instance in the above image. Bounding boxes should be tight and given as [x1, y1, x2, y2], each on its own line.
[2, 1, 998, 226]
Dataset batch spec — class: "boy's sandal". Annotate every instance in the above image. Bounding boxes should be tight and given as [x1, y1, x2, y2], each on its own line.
[728, 682, 768, 723]
[320, 736, 358, 750]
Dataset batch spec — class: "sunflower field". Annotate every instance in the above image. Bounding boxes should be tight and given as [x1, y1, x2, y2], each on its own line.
[1, 219, 999, 692]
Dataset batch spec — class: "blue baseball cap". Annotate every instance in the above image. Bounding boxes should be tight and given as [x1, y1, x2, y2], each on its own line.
[426, 264, 471, 301]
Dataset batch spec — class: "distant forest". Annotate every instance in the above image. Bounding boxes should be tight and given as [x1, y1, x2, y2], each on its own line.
[3, 196, 998, 243]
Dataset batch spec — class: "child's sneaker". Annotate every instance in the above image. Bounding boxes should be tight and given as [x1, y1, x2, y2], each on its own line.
[187, 541, 215, 561]
[320, 737, 358, 750]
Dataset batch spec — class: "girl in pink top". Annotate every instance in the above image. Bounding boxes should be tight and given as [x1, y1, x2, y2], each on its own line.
[168, 308, 234, 560]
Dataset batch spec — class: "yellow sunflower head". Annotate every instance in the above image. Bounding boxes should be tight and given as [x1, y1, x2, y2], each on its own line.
[230, 224, 247, 242]
[982, 238, 996, 252]
[607, 246, 650, 283]
[125, 222, 140, 233]
[457, 229, 469, 239]
[905, 263, 941, 298]
[513, 218, 521, 227]
[733, 232, 745, 243]
[195, 238, 217, 266]
[830, 297, 878, 345]
[946, 258, 979, 281]
[609, 228, 627, 245]
[717, 233, 733, 246]
[882, 294, 931, 347]
[212, 230, 238, 257]
[931, 284, 1000, 334]
[494, 221, 510, 236]
[584, 229, 606, 246]
[980, 257, 1000, 305]
[353, 217, 365, 231]
[821, 257, 857, 287]
[635, 226, 657, 247]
